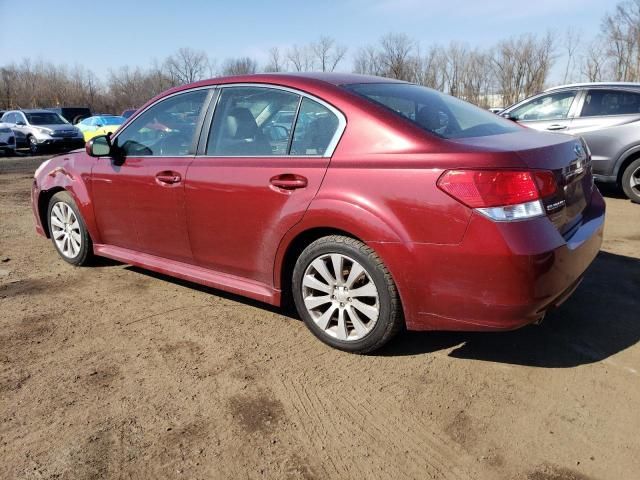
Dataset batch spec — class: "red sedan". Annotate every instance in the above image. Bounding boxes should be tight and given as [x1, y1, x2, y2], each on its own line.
[31, 73, 605, 353]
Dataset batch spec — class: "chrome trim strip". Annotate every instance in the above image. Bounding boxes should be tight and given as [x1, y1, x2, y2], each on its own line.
[111, 82, 347, 160]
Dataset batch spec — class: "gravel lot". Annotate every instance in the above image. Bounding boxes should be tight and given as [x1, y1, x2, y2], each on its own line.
[1, 154, 639, 480]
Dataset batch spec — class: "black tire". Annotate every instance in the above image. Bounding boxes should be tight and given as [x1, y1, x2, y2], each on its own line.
[292, 235, 403, 353]
[621, 158, 640, 203]
[28, 135, 39, 155]
[47, 191, 93, 266]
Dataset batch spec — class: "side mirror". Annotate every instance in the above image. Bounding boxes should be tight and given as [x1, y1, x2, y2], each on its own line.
[86, 135, 112, 157]
[16, 120, 26, 126]
[501, 113, 518, 122]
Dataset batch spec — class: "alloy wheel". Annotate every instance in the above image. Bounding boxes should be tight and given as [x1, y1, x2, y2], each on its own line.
[301, 253, 380, 341]
[630, 164, 640, 195]
[50, 201, 82, 259]
[29, 136, 38, 155]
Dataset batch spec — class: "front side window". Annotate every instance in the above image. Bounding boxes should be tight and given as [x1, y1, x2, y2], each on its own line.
[509, 91, 577, 122]
[206, 87, 300, 156]
[290, 98, 340, 155]
[346, 83, 520, 139]
[581, 89, 640, 117]
[114, 89, 209, 156]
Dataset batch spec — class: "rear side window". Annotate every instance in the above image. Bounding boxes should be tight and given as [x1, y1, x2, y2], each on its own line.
[206, 87, 300, 156]
[346, 83, 519, 139]
[509, 91, 577, 122]
[115, 89, 209, 156]
[290, 98, 340, 156]
[581, 89, 640, 117]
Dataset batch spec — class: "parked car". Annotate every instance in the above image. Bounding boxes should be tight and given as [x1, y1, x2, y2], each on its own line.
[501, 82, 640, 202]
[46, 107, 92, 125]
[31, 73, 605, 353]
[121, 109, 137, 119]
[0, 110, 85, 154]
[0, 122, 16, 156]
[76, 115, 125, 141]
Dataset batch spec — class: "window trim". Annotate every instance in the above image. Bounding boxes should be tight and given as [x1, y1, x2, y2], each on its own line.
[578, 88, 640, 118]
[110, 86, 215, 158]
[197, 83, 347, 159]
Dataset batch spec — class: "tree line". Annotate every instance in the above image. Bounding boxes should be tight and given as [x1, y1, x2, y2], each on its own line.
[1, 0, 638, 113]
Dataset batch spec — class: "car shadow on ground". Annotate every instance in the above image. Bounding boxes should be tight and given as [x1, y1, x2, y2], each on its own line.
[123, 251, 638, 368]
[596, 182, 628, 200]
[379, 251, 640, 368]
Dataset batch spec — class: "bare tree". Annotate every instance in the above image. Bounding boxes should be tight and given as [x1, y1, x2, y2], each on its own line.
[311, 36, 348, 72]
[601, 0, 640, 81]
[581, 39, 609, 81]
[353, 46, 384, 76]
[221, 57, 258, 75]
[265, 47, 285, 72]
[286, 44, 315, 72]
[164, 47, 210, 85]
[563, 29, 581, 83]
[379, 33, 416, 81]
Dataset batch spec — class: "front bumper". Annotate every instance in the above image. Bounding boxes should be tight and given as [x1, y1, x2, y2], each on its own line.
[37, 136, 85, 150]
[380, 187, 606, 332]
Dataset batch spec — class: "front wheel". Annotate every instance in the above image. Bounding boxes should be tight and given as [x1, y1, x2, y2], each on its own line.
[47, 191, 93, 266]
[292, 235, 403, 353]
[28, 135, 39, 155]
[622, 158, 640, 203]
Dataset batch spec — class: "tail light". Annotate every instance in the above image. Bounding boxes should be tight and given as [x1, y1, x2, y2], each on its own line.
[437, 169, 557, 221]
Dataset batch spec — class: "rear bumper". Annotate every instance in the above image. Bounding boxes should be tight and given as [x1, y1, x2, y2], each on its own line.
[381, 187, 606, 332]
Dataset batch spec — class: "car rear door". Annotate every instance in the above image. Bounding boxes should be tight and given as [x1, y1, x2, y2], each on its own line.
[564, 88, 640, 177]
[91, 88, 212, 262]
[184, 86, 344, 287]
[505, 89, 581, 133]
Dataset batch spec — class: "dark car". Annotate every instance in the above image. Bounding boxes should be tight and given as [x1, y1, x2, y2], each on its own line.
[501, 82, 640, 202]
[31, 73, 605, 353]
[46, 107, 92, 125]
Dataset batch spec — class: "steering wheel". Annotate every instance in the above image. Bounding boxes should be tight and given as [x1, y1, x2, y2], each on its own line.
[264, 124, 290, 141]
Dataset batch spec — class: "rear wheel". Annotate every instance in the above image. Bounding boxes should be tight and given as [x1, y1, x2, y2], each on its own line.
[622, 158, 640, 203]
[292, 235, 402, 353]
[47, 191, 93, 266]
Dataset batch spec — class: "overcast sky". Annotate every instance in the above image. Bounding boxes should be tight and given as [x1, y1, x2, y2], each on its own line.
[0, 0, 619, 81]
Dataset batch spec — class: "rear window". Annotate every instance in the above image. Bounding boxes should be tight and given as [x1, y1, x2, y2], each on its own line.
[345, 83, 519, 139]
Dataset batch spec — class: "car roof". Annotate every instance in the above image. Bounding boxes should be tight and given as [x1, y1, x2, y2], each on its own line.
[8, 109, 58, 114]
[545, 82, 640, 92]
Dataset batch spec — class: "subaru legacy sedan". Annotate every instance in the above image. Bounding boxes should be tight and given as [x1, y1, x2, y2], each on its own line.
[31, 73, 605, 353]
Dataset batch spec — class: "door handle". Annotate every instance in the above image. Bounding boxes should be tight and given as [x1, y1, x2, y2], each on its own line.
[547, 124, 568, 131]
[155, 171, 182, 185]
[270, 174, 308, 190]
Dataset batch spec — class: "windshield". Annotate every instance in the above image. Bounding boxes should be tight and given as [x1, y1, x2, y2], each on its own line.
[345, 83, 520, 139]
[25, 112, 69, 125]
[100, 116, 125, 125]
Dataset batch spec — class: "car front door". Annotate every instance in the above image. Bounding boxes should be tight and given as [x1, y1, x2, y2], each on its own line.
[185, 86, 344, 287]
[91, 88, 212, 262]
[505, 89, 580, 133]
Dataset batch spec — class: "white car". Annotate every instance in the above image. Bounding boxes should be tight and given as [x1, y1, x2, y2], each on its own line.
[0, 123, 16, 156]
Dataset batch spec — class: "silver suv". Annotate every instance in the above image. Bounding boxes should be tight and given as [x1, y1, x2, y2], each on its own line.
[501, 82, 640, 202]
[0, 110, 85, 155]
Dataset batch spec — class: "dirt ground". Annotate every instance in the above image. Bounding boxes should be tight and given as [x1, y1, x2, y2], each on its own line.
[1, 154, 639, 480]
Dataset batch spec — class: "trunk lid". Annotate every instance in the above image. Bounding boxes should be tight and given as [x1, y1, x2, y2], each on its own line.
[451, 130, 594, 237]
